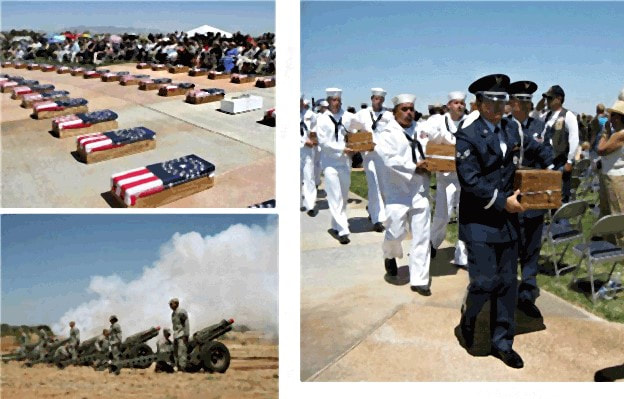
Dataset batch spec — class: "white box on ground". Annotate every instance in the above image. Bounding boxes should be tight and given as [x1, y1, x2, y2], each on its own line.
[220, 94, 263, 114]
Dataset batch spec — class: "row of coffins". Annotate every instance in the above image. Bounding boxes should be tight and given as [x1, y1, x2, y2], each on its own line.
[1, 69, 217, 208]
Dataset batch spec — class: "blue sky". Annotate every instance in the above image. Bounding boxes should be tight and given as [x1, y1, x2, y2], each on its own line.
[1, 214, 277, 326]
[302, 1, 624, 115]
[1, 1, 275, 35]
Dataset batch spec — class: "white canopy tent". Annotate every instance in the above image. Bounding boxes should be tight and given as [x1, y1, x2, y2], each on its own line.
[186, 25, 232, 38]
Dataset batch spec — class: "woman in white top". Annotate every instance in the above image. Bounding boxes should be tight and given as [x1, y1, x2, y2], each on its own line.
[597, 98, 624, 241]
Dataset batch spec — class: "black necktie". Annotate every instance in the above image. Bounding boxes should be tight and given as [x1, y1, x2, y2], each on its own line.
[370, 112, 383, 132]
[300, 120, 307, 137]
[328, 115, 343, 141]
[403, 130, 425, 163]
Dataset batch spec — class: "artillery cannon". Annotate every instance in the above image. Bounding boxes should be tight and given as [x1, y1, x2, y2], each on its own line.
[25, 337, 71, 367]
[1, 342, 38, 363]
[186, 318, 234, 373]
[109, 319, 234, 374]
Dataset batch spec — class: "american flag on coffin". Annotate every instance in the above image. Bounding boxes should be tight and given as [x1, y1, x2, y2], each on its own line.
[102, 71, 130, 77]
[23, 90, 70, 102]
[35, 98, 88, 112]
[13, 84, 55, 95]
[77, 127, 155, 153]
[111, 154, 216, 206]
[120, 74, 150, 83]
[53, 110, 118, 130]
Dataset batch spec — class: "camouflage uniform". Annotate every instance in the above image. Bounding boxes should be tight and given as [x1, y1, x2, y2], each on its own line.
[171, 307, 190, 370]
[69, 326, 80, 359]
[17, 330, 28, 356]
[155, 329, 174, 373]
[54, 345, 71, 362]
[34, 329, 49, 360]
[109, 321, 122, 363]
[94, 332, 110, 368]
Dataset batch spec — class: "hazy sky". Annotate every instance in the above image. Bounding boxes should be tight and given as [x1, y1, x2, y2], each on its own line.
[302, 1, 624, 115]
[1, 1, 275, 35]
[1, 214, 277, 327]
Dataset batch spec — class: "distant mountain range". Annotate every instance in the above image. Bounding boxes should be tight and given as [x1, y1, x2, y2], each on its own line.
[60, 26, 169, 34]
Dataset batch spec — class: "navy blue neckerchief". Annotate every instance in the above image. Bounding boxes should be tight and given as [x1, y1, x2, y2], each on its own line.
[370, 111, 383, 132]
[328, 115, 344, 141]
[402, 128, 425, 163]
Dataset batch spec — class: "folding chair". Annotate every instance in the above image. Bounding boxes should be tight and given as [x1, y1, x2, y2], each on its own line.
[542, 200, 589, 277]
[572, 214, 624, 303]
[571, 159, 592, 200]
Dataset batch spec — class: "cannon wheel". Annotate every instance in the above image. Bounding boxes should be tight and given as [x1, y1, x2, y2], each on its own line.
[129, 344, 154, 369]
[201, 341, 230, 373]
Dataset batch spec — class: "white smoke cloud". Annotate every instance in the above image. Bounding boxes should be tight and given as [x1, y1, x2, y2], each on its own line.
[52, 223, 278, 343]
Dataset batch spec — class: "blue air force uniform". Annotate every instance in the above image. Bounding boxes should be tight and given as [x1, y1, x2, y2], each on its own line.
[508, 81, 553, 308]
[455, 75, 552, 363]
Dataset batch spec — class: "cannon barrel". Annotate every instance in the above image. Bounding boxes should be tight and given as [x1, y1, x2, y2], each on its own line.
[189, 319, 234, 349]
[77, 336, 99, 355]
[48, 337, 71, 352]
[121, 326, 160, 351]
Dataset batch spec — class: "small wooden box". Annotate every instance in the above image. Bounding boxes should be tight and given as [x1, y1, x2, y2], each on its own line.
[83, 72, 101, 79]
[346, 131, 374, 152]
[2, 62, 13, 68]
[425, 143, 456, 172]
[189, 69, 208, 76]
[57, 67, 72, 74]
[35, 105, 89, 120]
[78, 139, 156, 164]
[169, 65, 189, 74]
[158, 86, 191, 97]
[14, 63, 26, 69]
[138, 81, 164, 90]
[71, 69, 85, 76]
[255, 79, 275, 88]
[1, 83, 19, 93]
[231, 75, 255, 84]
[136, 63, 150, 69]
[54, 120, 119, 139]
[41, 65, 56, 72]
[513, 169, 562, 210]
[151, 64, 166, 71]
[101, 74, 122, 82]
[111, 175, 215, 208]
[27, 64, 41, 70]
[208, 71, 230, 80]
[186, 93, 225, 104]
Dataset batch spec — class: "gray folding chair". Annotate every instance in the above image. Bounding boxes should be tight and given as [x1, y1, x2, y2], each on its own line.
[572, 214, 624, 303]
[571, 159, 592, 200]
[542, 200, 589, 277]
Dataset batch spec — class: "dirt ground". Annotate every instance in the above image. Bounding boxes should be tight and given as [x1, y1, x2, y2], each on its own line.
[0, 337, 278, 399]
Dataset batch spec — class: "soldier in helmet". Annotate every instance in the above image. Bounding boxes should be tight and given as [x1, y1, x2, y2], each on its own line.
[68, 321, 80, 360]
[108, 315, 122, 373]
[169, 298, 189, 371]
[94, 329, 110, 368]
[155, 328, 175, 373]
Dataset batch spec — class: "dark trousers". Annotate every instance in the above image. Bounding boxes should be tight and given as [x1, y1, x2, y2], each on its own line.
[464, 240, 518, 352]
[554, 158, 572, 202]
[518, 214, 544, 303]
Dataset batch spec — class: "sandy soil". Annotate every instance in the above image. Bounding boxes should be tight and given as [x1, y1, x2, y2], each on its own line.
[0, 338, 278, 399]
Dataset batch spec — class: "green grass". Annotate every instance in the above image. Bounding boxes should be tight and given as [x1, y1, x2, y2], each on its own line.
[351, 170, 624, 323]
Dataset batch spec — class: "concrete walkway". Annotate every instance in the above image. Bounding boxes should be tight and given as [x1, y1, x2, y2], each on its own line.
[301, 190, 624, 381]
[1, 64, 275, 208]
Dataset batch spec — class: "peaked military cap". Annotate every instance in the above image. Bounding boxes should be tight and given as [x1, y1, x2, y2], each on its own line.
[468, 74, 510, 94]
[509, 81, 538, 101]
